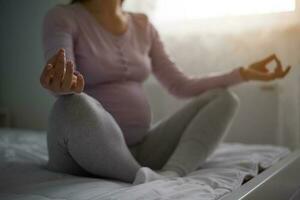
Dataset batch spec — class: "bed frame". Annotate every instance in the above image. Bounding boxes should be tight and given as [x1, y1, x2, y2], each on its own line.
[220, 149, 300, 200]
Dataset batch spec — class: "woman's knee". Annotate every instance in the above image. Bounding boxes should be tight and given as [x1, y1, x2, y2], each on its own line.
[216, 89, 240, 110]
[194, 88, 240, 111]
[50, 93, 105, 128]
[56, 93, 101, 111]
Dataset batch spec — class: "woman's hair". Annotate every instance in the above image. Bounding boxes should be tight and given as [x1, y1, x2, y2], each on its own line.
[71, 0, 124, 4]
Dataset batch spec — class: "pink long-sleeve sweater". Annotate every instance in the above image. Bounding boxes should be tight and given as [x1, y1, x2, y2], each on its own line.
[43, 3, 245, 145]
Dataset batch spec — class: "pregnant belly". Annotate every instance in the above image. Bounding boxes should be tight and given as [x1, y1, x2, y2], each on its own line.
[84, 81, 152, 145]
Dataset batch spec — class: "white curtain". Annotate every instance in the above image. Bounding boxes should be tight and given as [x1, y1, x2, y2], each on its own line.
[124, 0, 300, 149]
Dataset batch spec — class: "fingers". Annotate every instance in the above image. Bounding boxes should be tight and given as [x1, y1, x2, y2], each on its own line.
[247, 65, 291, 82]
[61, 61, 74, 91]
[250, 63, 269, 73]
[51, 49, 66, 91]
[266, 54, 292, 79]
[248, 54, 277, 72]
[47, 48, 65, 66]
[252, 54, 277, 73]
[40, 64, 53, 87]
[274, 56, 283, 69]
[277, 65, 291, 79]
[252, 70, 276, 81]
[261, 54, 277, 65]
[247, 54, 291, 82]
[41, 49, 66, 91]
[72, 73, 85, 94]
[283, 66, 292, 77]
[44, 65, 55, 88]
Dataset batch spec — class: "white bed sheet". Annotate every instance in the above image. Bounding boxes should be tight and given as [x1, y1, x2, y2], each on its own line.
[0, 128, 290, 200]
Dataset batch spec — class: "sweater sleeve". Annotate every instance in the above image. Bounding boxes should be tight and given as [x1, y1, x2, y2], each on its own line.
[149, 23, 245, 99]
[42, 6, 76, 63]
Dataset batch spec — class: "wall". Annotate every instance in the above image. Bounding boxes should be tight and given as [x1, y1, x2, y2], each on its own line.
[0, 0, 67, 130]
[145, 12, 300, 146]
[0, 1, 299, 147]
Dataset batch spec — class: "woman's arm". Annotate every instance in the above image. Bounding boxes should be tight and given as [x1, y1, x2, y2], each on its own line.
[40, 6, 84, 96]
[149, 23, 290, 99]
[43, 6, 76, 63]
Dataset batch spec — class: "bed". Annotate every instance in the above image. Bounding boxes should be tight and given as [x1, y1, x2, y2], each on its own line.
[0, 128, 298, 200]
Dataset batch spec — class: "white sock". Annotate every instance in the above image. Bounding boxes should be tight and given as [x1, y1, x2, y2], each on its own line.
[133, 167, 179, 185]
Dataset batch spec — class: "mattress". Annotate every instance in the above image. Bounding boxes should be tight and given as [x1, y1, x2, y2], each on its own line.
[0, 128, 290, 200]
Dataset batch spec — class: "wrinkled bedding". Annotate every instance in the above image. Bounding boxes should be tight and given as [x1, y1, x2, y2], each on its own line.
[0, 128, 290, 200]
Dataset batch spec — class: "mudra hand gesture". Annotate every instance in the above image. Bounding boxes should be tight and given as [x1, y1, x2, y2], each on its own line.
[40, 49, 85, 95]
[240, 54, 291, 81]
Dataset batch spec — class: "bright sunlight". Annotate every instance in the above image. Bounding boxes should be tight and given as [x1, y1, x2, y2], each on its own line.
[153, 0, 296, 21]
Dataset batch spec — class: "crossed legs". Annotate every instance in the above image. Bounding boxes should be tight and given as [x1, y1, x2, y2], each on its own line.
[47, 89, 239, 183]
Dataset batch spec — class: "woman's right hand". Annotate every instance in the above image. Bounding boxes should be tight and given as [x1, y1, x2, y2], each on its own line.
[40, 49, 85, 95]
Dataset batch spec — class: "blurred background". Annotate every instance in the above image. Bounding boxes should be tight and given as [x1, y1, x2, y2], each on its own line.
[0, 0, 300, 149]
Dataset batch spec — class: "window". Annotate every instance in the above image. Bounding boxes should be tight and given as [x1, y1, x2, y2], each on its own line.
[153, 0, 296, 22]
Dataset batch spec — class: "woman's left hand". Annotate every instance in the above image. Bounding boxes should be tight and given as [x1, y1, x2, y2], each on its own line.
[239, 54, 291, 81]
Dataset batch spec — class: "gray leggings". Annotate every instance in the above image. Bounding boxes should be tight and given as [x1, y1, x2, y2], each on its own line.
[47, 89, 239, 183]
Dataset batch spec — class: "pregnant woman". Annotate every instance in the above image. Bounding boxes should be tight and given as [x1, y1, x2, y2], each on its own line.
[40, 0, 291, 184]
